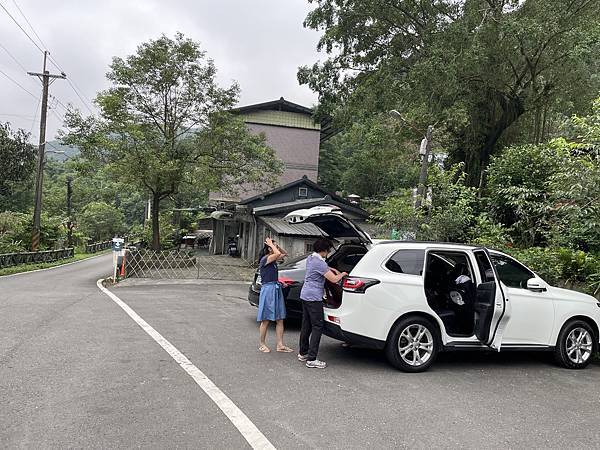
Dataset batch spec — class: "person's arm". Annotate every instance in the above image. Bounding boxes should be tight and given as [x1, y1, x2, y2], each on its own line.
[265, 238, 282, 264]
[325, 269, 347, 283]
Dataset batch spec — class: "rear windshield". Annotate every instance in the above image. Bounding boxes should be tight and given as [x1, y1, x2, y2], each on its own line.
[279, 253, 309, 269]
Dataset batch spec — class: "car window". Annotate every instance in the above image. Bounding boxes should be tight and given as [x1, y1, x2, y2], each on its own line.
[474, 250, 496, 283]
[385, 249, 425, 275]
[342, 253, 364, 266]
[490, 254, 534, 289]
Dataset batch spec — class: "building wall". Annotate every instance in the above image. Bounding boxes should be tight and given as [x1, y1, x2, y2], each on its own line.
[209, 120, 320, 203]
[242, 110, 320, 131]
[246, 123, 319, 190]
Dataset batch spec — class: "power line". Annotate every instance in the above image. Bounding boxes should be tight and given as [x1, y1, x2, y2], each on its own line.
[30, 95, 41, 133]
[0, 41, 28, 72]
[46, 54, 94, 114]
[11, 0, 47, 50]
[0, 67, 37, 98]
[0, 112, 35, 118]
[1, 0, 95, 114]
[49, 94, 69, 112]
[0, 1, 44, 54]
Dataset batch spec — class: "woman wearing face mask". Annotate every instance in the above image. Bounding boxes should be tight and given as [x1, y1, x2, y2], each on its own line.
[256, 237, 293, 353]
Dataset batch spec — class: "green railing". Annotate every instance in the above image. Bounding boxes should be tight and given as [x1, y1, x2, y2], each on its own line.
[0, 248, 75, 269]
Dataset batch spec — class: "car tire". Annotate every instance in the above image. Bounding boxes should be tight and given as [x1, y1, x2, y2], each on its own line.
[386, 315, 440, 372]
[554, 319, 597, 369]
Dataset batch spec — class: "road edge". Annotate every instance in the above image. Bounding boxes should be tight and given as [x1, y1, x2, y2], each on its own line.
[0, 252, 111, 279]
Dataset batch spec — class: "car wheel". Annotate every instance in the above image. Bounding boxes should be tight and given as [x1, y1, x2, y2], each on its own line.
[554, 320, 597, 369]
[386, 315, 440, 372]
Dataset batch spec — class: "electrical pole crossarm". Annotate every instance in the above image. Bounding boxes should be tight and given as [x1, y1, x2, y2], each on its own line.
[27, 71, 66, 79]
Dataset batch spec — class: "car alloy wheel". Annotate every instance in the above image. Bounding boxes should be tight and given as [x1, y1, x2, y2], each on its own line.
[565, 327, 593, 364]
[398, 324, 434, 367]
[555, 319, 597, 369]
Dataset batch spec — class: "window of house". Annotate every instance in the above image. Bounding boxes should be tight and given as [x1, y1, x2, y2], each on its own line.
[298, 187, 308, 197]
[305, 243, 313, 254]
[385, 249, 425, 275]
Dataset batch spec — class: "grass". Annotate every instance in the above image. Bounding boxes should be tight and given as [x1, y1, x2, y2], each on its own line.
[0, 250, 111, 276]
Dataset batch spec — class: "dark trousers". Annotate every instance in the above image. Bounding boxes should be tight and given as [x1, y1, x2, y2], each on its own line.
[299, 300, 324, 361]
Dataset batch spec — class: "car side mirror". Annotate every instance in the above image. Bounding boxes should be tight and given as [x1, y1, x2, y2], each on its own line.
[527, 277, 547, 292]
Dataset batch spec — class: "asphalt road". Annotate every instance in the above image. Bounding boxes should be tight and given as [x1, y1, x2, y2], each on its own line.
[2, 258, 599, 449]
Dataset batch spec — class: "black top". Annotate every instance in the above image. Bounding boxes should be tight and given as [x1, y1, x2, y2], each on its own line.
[259, 256, 278, 283]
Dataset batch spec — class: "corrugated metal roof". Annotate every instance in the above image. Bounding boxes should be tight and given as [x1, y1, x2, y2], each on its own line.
[259, 217, 325, 237]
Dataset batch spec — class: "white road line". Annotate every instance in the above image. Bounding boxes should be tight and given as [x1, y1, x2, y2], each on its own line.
[96, 279, 276, 450]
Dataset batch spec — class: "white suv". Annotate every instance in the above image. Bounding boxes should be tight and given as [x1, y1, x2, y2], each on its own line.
[285, 206, 600, 372]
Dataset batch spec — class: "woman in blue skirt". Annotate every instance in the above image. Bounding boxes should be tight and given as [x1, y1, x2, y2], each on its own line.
[257, 237, 293, 353]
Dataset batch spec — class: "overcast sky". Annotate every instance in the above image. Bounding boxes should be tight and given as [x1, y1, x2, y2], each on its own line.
[0, 0, 321, 143]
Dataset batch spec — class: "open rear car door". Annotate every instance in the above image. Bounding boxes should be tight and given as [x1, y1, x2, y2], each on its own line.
[284, 205, 371, 244]
[472, 248, 512, 350]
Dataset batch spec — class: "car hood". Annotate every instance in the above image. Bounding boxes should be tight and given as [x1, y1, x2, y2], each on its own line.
[549, 286, 598, 304]
[284, 205, 371, 244]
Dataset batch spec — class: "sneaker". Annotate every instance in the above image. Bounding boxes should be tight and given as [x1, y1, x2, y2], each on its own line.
[306, 359, 327, 369]
[297, 354, 308, 362]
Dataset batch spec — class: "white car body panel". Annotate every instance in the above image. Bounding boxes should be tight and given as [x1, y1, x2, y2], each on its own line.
[285, 206, 600, 353]
[501, 286, 555, 345]
[324, 241, 600, 349]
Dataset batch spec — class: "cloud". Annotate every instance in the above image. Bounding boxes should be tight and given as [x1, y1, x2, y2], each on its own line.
[0, 0, 321, 141]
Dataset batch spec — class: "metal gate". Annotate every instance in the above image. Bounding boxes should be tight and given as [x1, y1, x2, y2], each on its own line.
[125, 249, 255, 281]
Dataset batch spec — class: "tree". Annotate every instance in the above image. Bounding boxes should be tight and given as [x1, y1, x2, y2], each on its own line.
[299, 0, 600, 186]
[319, 116, 420, 197]
[78, 202, 125, 242]
[375, 164, 478, 242]
[63, 33, 281, 250]
[0, 122, 36, 204]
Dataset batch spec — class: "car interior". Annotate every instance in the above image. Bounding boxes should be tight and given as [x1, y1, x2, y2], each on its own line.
[424, 251, 478, 337]
[323, 243, 368, 309]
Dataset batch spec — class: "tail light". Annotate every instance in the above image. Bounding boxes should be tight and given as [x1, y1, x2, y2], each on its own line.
[278, 276, 298, 288]
[342, 277, 380, 293]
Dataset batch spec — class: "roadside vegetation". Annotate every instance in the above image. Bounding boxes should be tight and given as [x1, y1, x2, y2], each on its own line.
[303, 1, 600, 297]
[1, 33, 280, 260]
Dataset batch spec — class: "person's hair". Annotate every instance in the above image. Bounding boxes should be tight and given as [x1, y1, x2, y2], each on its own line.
[313, 238, 333, 254]
[257, 240, 274, 264]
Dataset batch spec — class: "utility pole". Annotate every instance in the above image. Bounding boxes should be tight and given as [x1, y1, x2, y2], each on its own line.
[66, 176, 74, 248]
[415, 125, 433, 209]
[28, 51, 66, 251]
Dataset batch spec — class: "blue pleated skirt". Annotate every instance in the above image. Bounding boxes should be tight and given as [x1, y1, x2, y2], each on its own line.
[257, 282, 286, 321]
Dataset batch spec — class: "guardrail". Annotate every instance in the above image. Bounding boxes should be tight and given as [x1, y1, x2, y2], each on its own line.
[85, 241, 112, 253]
[0, 248, 75, 269]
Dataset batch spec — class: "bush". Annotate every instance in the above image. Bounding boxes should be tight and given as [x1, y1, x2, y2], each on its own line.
[505, 247, 600, 297]
[0, 211, 30, 252]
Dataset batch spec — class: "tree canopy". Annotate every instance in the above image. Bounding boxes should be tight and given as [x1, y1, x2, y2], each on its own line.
[63, 33, 282, 249]
[0, 122, 35, 201]
[299, 0, 600, 185]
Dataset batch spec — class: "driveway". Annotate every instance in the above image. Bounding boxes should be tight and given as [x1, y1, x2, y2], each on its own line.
[2, 260, 599, 449]
[108, 279, 600, 449]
